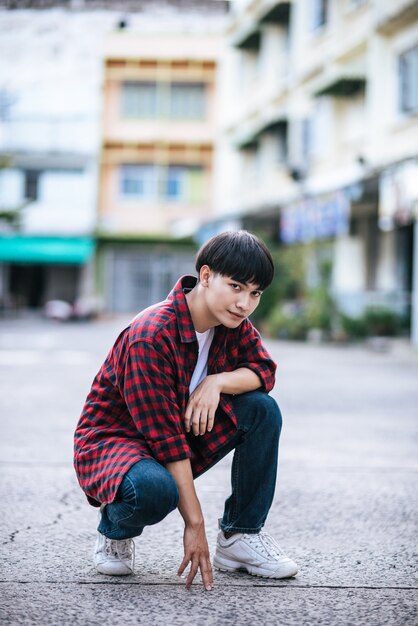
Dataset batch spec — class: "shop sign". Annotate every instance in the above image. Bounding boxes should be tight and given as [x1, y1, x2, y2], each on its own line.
[280, 191, 350, 244]
[379, 160, 418, 231]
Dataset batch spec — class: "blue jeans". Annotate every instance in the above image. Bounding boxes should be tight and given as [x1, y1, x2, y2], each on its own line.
[98, 391, 282, 539]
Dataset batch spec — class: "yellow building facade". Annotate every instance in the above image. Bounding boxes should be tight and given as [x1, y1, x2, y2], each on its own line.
[99, 32, 221, 238]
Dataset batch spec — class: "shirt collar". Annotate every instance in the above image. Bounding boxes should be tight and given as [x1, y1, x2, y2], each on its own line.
[168, 275, 229, 346]
[167, 275, 199, 343]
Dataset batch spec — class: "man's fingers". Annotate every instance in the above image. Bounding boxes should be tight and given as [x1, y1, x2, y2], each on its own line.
[177, 554, 190, 577]
[186, 399, 216, 436]
[200, 557, 213, 591]
[207, 408, 215, 433]
[192, 409, 203, 436]
[185, 559, 199, 589]
[179, 553, 213, 591]
[199, 411, 209, 436]
[184, 405, 192, 432]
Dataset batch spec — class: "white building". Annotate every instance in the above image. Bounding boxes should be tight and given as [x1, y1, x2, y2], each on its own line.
[0, 8, 118, 310]
[215, 0, 418, 343]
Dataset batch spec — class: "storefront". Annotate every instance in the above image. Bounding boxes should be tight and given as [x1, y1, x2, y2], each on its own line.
[0, 235, 95, 311]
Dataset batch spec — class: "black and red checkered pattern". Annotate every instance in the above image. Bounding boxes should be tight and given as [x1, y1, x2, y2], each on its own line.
[74, 276, 276, 506]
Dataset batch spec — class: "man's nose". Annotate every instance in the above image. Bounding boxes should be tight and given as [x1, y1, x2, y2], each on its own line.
[236, 294, 251, 311]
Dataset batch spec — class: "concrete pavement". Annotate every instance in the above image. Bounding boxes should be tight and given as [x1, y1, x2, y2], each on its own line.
[0, 315, 417, 625]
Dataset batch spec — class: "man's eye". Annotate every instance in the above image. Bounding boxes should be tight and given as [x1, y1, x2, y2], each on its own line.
[253, 291, 262, 298]
[230, 283, 240, 290]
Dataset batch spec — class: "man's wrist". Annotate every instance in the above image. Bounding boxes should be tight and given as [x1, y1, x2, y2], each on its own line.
[213, 373, 225, 392]
[184, 516, 205, 530]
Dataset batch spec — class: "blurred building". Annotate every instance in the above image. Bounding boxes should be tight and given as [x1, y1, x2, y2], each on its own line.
[0, 1, 227, 314]
[0, 8, 115, 312]
[216, 0, 418, 343]
[97, 28, 223, 311]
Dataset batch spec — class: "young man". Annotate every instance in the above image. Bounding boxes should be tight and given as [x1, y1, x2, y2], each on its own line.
[74, 230, 298, 591]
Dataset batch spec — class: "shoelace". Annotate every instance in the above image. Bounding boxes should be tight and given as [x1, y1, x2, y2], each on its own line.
[104, 538, 134, 560]
[243, 531, 286, 559]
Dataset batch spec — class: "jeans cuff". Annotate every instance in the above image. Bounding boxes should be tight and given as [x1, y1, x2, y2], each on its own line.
[220, 523, 262, 534]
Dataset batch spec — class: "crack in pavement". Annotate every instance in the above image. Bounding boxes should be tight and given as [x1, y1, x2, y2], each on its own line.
[0, 581, 417, 590]
[3, 527, 32, 545]
[2, 488, 81, 545]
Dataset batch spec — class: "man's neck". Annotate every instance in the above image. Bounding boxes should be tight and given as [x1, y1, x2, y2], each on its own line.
[185, 284, 219, 333]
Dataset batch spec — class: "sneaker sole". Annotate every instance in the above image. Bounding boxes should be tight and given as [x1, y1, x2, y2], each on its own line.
[213, 555, 298, 579]
[95, 561, 134, 576]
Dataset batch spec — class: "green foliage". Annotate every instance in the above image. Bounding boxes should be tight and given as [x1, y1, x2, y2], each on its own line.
[339, 313, 368, 340]
[305, 259, 336, 332]
[252, 240, 406, 343]
[340, 307, 405, 340]
[363, 307, 401, 337]
[0, 154, 26, 230]
[264, 303, 309, 340]
[251, 244, 306, 326]
[0, 209, 21, 227]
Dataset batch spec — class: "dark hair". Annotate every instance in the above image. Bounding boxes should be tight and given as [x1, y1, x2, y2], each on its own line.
[195, 230, 274, 290]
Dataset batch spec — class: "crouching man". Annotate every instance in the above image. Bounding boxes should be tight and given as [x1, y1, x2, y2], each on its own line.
[74, 230, 298, 590]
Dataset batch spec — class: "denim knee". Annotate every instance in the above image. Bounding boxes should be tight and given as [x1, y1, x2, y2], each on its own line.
[127, 460, 179, 520]
[233, 391, 282, 437]
[258, 394, 282, 435]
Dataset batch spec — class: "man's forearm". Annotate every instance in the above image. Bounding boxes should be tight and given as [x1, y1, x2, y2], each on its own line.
[165, 458, 203, 527]
[214, 367, 262, 395]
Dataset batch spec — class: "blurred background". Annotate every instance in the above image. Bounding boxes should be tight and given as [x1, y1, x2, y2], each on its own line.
[0, 0, 417, 346]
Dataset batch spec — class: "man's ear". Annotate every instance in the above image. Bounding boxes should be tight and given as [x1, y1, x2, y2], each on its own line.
[199, 265, 212, 287]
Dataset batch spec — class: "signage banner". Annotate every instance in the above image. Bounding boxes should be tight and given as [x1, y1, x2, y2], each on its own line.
[280, 191, 350, 244]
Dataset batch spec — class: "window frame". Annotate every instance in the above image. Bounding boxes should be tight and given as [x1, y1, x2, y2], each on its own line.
[120, 80, 206, 120]
[119, 163, 204, 204]
[119, 164, 156, 199]
[399, 44, 418, 115]
[24, 169, 41, 201]
[121, 81, 158, 119]
[311, 0, 328, 31]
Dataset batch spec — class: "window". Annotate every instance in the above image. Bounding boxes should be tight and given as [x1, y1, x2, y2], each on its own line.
[24, 170, 40, 200]
[165, 166, 183, 199]
[121, 81, 205, 119]
[399, 45, 418, 114]
[122, 82, 158, 118]
[170, 83, 205, 119]
[119, 164, 204, 203]
[302, 118, 312, 162]
[277, 124, 288, 163]
[120, 165, 156, 198]
[164, 166, 204, 203]
[311, 0, 328, 30]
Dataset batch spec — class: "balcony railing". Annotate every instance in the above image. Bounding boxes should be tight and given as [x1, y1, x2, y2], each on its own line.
[0, 118, 99, 155]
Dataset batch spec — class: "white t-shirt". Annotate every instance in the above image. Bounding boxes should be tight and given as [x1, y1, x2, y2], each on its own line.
[189, 327, 215, 394]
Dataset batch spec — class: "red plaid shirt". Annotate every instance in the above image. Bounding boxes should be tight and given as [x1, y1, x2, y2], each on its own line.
[74, 275, 276, 506]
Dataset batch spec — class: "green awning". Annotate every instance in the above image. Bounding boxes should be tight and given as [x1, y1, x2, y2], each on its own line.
[314, 76, 366, 98]
[0, 236, 95, 264]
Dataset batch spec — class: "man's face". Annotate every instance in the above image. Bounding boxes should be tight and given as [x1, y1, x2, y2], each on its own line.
[203, 270, 263, 328]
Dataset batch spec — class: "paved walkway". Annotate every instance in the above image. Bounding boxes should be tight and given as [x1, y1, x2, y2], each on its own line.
[0, 316, 417, 625]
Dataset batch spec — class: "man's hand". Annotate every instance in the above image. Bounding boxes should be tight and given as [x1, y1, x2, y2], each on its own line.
[178, 522, 213, 591]
[185, 375, 221, 435]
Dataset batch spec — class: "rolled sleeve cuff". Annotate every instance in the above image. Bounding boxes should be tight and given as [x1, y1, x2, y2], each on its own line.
[150, 434, 192, 465]
[240, 362, 275, 393]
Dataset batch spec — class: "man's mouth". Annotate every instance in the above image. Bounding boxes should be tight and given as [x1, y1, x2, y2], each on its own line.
[228, 311, 245, 320]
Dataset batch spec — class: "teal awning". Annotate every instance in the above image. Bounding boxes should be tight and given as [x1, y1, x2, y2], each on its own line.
[0, 236, 95, 264]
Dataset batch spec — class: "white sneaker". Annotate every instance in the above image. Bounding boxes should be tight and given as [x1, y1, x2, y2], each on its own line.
[94, 533, 135, 575]
[213, 530, 298, 579]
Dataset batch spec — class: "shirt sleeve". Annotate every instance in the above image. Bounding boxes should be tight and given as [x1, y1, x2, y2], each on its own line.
[122, 339, 192, 465]
[236, 320, 277, 392]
